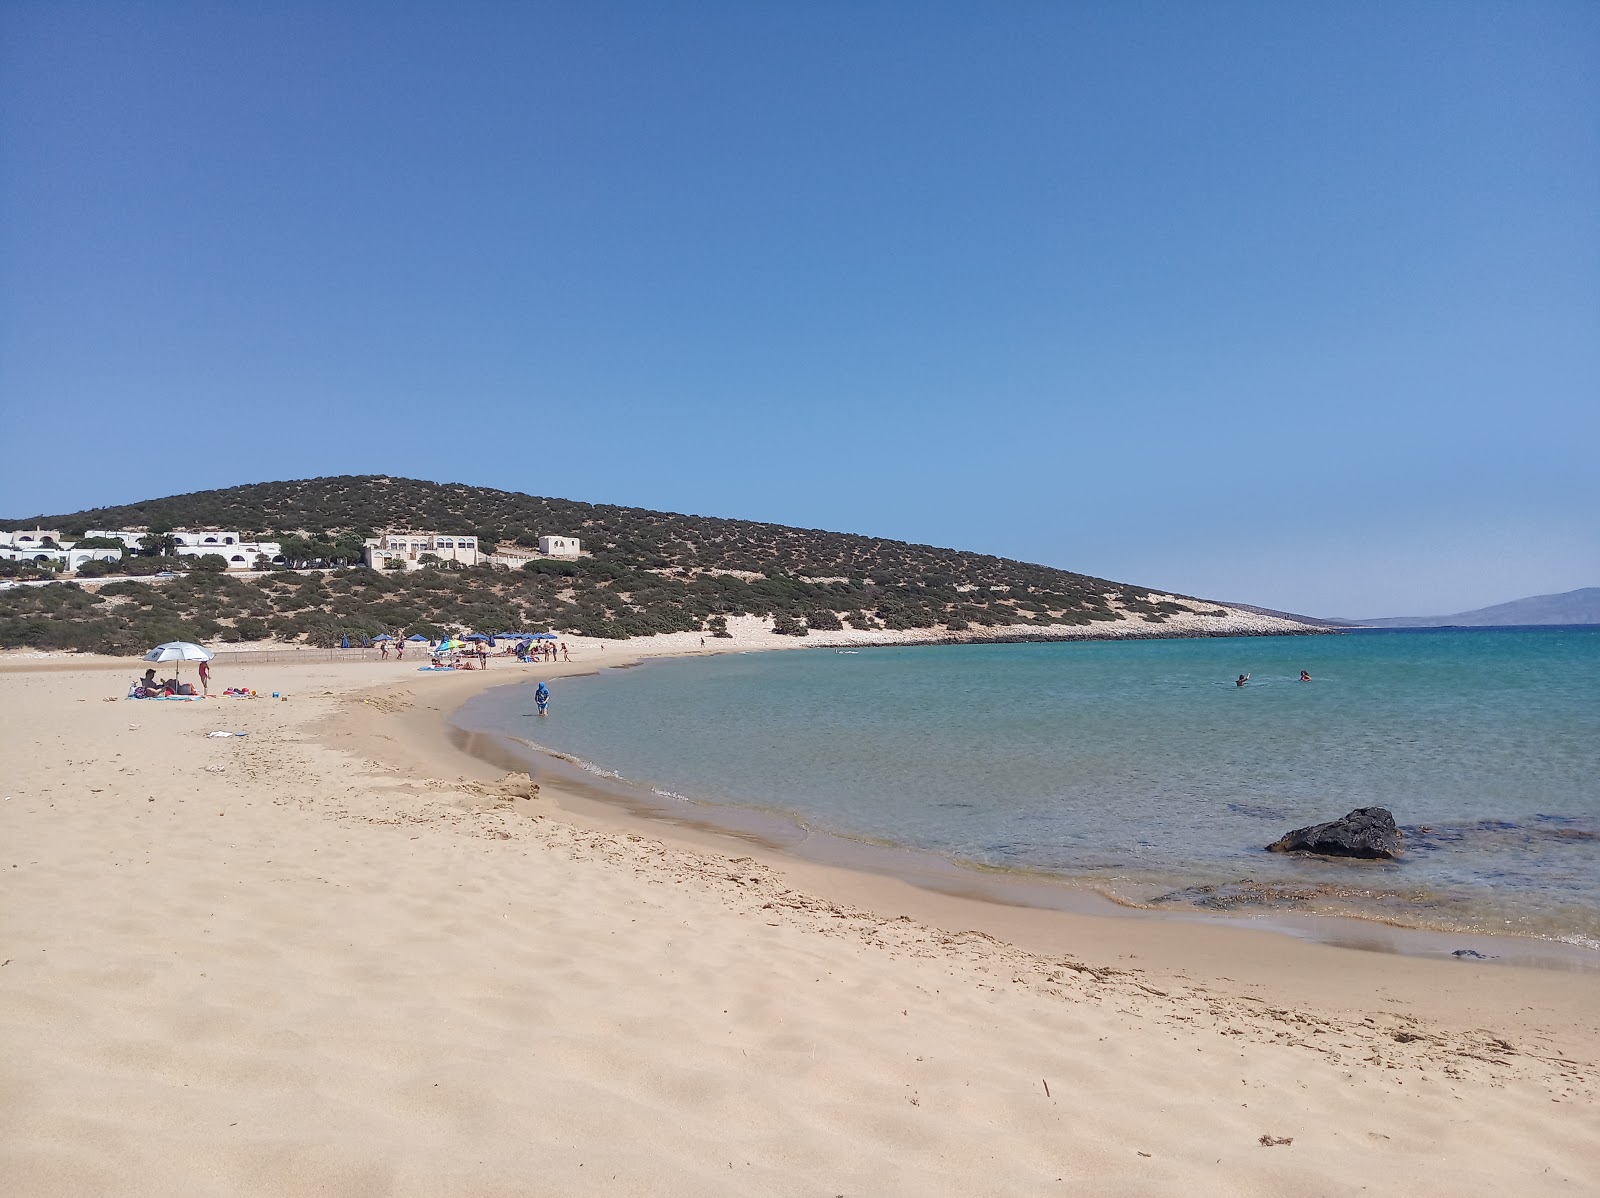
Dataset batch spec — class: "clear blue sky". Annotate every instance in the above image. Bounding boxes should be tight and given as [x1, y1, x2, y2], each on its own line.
[2, 2, 1595, 617]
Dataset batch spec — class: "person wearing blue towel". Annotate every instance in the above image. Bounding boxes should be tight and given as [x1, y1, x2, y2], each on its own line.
[534, 681, 550, 717]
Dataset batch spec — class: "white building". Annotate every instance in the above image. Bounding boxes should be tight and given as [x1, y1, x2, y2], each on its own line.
[173, 541, 284, 569]
[538, 535, 581, 557]
[364, 531, 482, 570]
[85, 529, 146, 549]
[83, 527, 284, 570]
[171, 529, 245, 549]
[0, 532, 120, 572]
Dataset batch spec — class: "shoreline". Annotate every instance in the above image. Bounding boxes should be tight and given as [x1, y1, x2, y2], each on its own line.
[454, 723, 1600, 971]
[5, 647, 1599, 1194]
[329, 657, 1600, 1046]
[444, 643, 1600, 965]
[443, 665, 1600, 971]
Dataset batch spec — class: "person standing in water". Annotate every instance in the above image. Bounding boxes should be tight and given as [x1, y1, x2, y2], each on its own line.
[534, 681, 550, 717]
[1300, 670, 1312, 682]
[1235, 673, 1250, 687]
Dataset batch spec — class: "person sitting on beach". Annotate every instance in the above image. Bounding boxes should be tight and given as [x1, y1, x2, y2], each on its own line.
[1300, 670, 1312, 682]
[139, 668, 159, 694]
[430, 655, 443, 668]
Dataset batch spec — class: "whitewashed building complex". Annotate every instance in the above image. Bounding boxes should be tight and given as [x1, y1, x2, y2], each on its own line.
[363, 531, 483, 570]
[1, 527, 283, 573]
[0, 529, 122, 572]
[85, 529, 285, 569]
[5, 521, 580, 575]
[364, 530, 584, 570]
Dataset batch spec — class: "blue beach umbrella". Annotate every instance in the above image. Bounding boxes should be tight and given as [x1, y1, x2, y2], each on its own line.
[372, 634, 394, 642]
[406, 633, 429, 642]
[532, 632, 557, 640]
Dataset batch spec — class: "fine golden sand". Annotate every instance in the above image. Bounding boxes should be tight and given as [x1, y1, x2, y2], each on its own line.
[2, 648, 1597, 1197]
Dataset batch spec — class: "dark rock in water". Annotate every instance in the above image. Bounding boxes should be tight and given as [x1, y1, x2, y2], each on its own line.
[1267, 807, 1403, 859]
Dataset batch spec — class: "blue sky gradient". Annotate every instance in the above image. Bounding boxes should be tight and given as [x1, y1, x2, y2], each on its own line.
[2, 2, 1595, 617]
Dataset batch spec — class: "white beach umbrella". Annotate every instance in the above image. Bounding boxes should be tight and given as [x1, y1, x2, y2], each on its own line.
[142, 641, 214, 689]
[143, 641, 215, 672]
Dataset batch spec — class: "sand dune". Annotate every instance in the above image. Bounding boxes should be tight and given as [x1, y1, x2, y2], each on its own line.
[2, 651, 1595, 1196]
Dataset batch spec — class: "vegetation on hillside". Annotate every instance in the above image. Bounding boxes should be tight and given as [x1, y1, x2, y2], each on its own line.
[0, 476, 1213, 652]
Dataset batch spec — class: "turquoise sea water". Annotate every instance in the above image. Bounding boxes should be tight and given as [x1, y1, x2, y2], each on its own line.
[458, 629, 1600, 946]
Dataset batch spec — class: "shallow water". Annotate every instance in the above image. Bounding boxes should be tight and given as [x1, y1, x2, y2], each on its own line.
[458, 628, 1600, 947]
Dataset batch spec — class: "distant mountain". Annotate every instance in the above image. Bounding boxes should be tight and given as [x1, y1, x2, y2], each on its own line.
[1356, 587, 1600, 628]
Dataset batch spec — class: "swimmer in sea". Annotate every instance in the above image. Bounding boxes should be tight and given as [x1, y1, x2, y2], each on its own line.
[1300, 670, 1312, 682]
[1235, 673, 1250, 687]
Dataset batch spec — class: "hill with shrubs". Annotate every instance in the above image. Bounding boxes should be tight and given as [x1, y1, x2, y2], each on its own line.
[0, 475, 1234, 654]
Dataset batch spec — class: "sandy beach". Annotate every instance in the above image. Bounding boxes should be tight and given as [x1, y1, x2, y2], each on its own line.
[3, 644, 1597, 1197]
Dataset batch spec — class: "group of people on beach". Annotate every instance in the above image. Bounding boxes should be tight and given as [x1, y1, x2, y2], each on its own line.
[131, 662, 210, 698]
[1235, 670, 1313, 687]
[379, 638, 569, 665]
